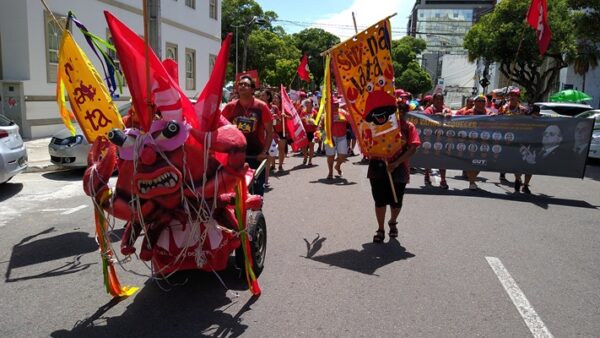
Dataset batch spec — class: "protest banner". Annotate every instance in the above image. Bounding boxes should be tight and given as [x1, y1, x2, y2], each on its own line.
[280, 85, 309, 151]
[329, 18, 403, 161]
[407, 113, 594, 178]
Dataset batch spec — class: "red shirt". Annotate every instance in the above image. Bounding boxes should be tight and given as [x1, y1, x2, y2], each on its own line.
[424, 105, 452, 115]
[463, 107, 490, 116]
[331, 109, 349, 137]
[222, 98, 273, 156]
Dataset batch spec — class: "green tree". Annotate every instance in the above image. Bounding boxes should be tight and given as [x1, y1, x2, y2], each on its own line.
[245, 30, 300, 86]
[292, 28, 341, 89]
[390, 36, 431, 95]
[463, 0, 576, 103]
[567, 0, 600, 91]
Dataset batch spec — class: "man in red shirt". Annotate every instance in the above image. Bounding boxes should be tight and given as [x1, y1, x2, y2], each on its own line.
[455, 97, 474, 116]
[464, 95, 490, 190]
[423, 93, 452, 189]
[325, 98, 350, 179]
[222, 75, 273, 195]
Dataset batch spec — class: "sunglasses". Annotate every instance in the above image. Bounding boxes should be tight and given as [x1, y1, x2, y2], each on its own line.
[238, 82, 252, 88]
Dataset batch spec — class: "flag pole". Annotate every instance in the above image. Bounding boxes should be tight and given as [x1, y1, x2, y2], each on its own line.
[40, 0, 66, 33]
[142, 0, 152, 117]
[320, 13, 397, 56]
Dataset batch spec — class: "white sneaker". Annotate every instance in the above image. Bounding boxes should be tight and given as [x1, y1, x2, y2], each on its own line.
[469, 183, 478, 190]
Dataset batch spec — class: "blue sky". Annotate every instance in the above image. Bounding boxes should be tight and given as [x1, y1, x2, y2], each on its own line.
[255, 0, 413, 40]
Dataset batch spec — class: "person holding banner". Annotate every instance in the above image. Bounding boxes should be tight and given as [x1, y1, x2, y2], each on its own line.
[222, 75, 273, 195]
[325, 98, 350, 180]
[368, 102, 420, 243]
[423, 93, 452, 189]
[464, 95, 491, 190]
[498, 88, 528, 191]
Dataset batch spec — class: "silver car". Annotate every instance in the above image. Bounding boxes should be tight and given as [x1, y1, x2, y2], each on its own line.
[0, 114, 28, 184]
[574, 109, 600, 159]
[48, 103, 131, 168]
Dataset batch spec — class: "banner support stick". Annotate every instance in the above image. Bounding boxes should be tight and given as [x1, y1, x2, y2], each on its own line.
[384, 161, 398, 204]
[320, 13, 397, 56]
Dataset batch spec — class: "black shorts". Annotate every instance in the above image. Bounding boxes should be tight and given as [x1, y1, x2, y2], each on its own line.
[306, 131, 314, 142]
[276, 131, 286, 140]
[369, 178, 406, 208]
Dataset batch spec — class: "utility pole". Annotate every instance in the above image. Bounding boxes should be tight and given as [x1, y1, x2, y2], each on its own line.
[147, 0, 161, 58]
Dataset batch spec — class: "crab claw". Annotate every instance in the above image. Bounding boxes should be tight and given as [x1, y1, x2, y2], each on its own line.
[83, 137, 117, 198]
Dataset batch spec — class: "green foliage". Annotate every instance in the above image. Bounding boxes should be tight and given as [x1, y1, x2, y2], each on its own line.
[463, 0, 576, 102]
[397, 61, 433, 95]
[391, 37, 431, 95]
[246, 30, 301, 86]
[291, 28, 341, 88]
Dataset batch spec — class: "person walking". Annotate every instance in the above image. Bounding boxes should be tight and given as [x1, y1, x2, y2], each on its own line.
[325, 98, 350, 179]
[369, 102, 420, 243]
[423, 93, 452, 189]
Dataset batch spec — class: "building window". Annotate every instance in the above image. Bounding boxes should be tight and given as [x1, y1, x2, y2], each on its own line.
[185, 0, 195, 9]
[209, 54, 217, 74]
[209, 0, 218, 20]
[185, 48, 196, 90]
[44, 11, 68, 83]
[166, 42, 178, 61]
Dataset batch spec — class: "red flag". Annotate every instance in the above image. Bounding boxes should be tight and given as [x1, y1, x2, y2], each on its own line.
[280, 85, 308, 151]
[194, 34, 232, 132]
[527, 0, 552, 55]
[297, 54, 311, 82]
[104, 11, 197, 131]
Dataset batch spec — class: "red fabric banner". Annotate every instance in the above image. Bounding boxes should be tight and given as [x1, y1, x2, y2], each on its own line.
[194, 34, 232, 132]
[297, 54, 311, 82]
[280, 85, 308, 151]
[105, 11, 197, 131]
[527, 0, 552, 55]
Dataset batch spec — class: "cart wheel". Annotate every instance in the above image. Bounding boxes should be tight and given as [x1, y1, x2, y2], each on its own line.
[236, 210, 266, 277]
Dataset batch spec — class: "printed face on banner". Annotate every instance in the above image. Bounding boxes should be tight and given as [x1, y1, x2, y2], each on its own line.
[331, 19, 402, 160]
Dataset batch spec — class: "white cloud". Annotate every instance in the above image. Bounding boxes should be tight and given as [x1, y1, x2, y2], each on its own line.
[313, 0, 414, 41]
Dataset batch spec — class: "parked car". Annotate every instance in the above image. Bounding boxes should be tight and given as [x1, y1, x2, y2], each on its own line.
[574, 109, 600, 159]
[48, 102, 131, 168]
[534, 102, 592, 117]
[0, 114, 28, 184]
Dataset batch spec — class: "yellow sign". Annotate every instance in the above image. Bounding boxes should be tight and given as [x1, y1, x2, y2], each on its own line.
[57, 32, 123, 142]
[330, 19, 404, 160]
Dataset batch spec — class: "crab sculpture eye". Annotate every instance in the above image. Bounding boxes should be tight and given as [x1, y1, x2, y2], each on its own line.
[366, 82, 374, 92]
[377, 76, 386, 87]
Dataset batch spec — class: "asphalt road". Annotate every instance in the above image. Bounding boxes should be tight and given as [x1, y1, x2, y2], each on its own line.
[1, 155, 599, 337]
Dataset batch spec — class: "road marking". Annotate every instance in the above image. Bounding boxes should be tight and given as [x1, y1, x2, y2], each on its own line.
[61, 205, 88, 215]
[485, 256, 554, 338]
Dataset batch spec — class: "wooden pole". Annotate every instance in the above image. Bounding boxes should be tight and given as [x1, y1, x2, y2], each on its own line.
[143, 0, 152, 115]
[320, 13, 397, 56]
[384, 160, 398, 203]
[40, 0, 66, 33]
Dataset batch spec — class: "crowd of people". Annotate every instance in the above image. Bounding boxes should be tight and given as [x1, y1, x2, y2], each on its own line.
[222, 76, 564, 243]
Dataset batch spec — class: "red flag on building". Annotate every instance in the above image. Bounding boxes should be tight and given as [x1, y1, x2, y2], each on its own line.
[527, 0, 552, 55]
[280, 85, 308, 151]
[297, 54, 311, 82]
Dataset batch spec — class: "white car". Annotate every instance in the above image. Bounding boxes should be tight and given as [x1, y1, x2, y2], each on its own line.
[575, 109, 600, 159]
[0, 114, 28, 184]
[48, 103, 131, 168]
[534, 102, 592, 117]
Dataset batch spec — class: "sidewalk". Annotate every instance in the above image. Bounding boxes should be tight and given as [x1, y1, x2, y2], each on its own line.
[23, 137, 59, 173]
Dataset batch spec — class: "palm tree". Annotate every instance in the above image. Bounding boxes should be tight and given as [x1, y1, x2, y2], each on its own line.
[569, 42, 599, 92]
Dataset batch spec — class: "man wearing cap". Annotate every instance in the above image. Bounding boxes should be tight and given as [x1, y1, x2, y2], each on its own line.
[222, 75, 273, 195]
[423, 93, 452, 189]
[463, 95, 491, 190]
[325, 97, 350, 179]
[497, 88, 528, 191]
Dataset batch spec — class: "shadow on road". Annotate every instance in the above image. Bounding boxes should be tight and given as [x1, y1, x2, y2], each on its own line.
[42, 168, 86, 181]
[5, 227, 123, 282]
[406, 186, 599, 210]
[303, 233, 327, 259]
[51, 268, 256, 338]
[0, 182, 23, 202]
[309, 177, 356, 186]
[307, 239, 414, 275]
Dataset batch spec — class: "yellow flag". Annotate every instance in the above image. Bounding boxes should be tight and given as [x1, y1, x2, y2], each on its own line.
[57, 32, 123, 142]
[321, 54, 334, 147]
